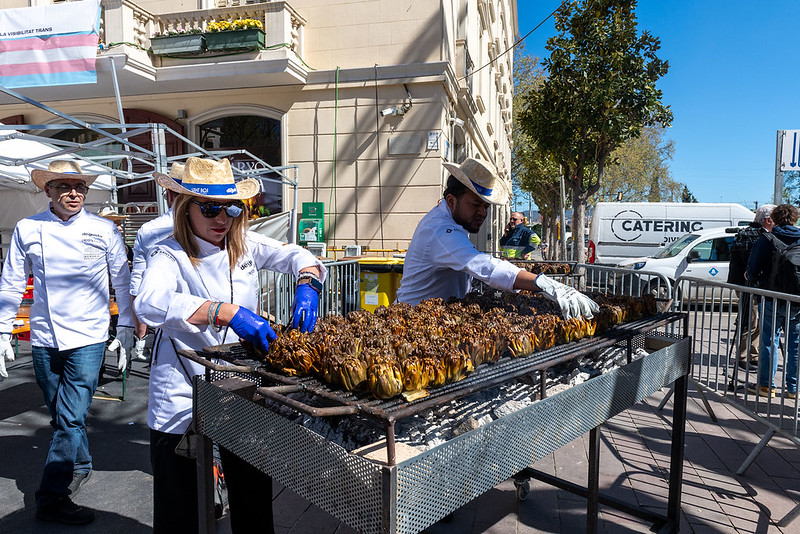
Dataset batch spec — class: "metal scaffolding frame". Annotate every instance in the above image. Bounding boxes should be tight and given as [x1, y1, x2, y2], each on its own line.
[0, 82, 301, 242]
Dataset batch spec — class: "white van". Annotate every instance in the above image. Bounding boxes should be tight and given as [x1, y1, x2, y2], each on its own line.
[615, 226, 739, 299]
[588, 202, 754, 265]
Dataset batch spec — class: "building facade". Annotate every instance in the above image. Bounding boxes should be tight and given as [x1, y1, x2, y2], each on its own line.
[0, 0, 517, 252]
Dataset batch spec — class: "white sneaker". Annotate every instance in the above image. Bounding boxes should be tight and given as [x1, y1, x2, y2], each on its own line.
[132, 337, 148, 362]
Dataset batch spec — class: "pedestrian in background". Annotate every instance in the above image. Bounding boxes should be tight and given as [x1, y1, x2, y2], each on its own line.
[728, 203, 775, 370]
[134, 157, 326, 533]
[0, 160, 134, 525]
[128, 163, 180, 362]
[499, 211, 538, 259]
[746, 203, 800, 398]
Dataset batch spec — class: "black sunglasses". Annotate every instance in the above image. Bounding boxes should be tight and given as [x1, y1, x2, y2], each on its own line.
[191, 200, 245, 218]
[51, 182, 89, 195]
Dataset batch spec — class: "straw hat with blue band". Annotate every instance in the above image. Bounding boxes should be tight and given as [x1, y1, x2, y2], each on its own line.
[31, 160, 99, 191]
[443, 157, 508, 205]
[153, 157, 260, 200]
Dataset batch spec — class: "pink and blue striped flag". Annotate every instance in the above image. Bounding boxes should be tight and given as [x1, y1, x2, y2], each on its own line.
[0, 0, 101, 89]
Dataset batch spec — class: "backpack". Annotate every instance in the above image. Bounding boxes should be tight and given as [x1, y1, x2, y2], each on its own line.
[765, 233, 800, 295]
[728, 226, 763, 285]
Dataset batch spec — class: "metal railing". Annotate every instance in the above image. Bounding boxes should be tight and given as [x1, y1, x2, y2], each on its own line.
[670, 275, 800, 478]
[257, 259, 359, 325]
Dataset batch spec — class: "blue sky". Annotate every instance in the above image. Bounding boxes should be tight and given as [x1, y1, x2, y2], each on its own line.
[516, 1, 800, 209]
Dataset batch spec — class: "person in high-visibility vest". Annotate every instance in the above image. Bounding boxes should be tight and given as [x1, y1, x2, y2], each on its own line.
[499, 212, 539, 259]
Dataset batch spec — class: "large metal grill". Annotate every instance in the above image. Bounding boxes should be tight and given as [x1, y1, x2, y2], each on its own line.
[189, 311, 689, 534]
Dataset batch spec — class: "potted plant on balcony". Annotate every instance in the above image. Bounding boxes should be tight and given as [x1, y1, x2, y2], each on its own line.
[204, 19, 265, 52]
[151, 28, 205, 56]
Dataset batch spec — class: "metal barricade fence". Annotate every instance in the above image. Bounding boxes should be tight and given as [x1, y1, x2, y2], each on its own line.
[672, 275, 800, 476]
[574, 263, 673, 301]
[257, 259, 360, 325]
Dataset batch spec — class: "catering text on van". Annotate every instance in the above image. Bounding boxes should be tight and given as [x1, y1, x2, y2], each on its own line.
[587, 202, 754, 265]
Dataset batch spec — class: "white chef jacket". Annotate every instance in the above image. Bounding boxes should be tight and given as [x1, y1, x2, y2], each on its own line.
[0, 207, 133, 350]
[129, 209, 174, 297]
[396, 201, 520, 305]
[134, 232, 327, 434]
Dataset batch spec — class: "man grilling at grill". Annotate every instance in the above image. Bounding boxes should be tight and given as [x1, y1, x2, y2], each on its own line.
[396, 157, 598, 320]
[134, 157, 326, 533]
[0, 160, 134, 525]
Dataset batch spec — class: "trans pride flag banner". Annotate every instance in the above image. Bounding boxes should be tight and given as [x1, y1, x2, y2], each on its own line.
[0, 0, 101, 89]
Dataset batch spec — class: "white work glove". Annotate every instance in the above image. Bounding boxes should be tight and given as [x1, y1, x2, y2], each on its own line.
[535, 274, 600, 320]
[132, 336, 147, 362]
[113, 326, 135, 372]
[0, 333, 15, 379]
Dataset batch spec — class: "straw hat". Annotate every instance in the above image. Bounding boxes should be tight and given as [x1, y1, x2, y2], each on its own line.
[443, 157, 508, 205]
[97, 206, 127, 222]
[153, 157, 259, 200]
[31, 160, 99, 191]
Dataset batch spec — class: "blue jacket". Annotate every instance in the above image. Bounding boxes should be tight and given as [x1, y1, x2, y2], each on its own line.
[746, 225, 800, 287]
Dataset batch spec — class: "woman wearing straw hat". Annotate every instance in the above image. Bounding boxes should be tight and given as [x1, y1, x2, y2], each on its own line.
[133, 157, 325, 533]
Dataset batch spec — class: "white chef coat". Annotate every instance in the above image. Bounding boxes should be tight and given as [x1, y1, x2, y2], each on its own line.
[396, 200, 520, 305]
[0, 207, 133, 350]
[129, 209, 174, 297]
[134, 232, 327, 434]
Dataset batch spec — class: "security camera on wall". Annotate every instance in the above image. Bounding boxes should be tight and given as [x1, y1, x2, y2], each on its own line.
[380, 107, 398, 117]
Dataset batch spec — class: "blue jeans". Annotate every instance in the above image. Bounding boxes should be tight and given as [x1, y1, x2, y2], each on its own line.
[31, 342, 105, 507]
[759, 299, 800, 393]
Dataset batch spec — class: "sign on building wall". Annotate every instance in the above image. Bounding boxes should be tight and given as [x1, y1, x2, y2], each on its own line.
[0, 0, 101, 89]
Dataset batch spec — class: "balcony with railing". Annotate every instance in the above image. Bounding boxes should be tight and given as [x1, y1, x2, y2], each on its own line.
[100, 0, 306, 68]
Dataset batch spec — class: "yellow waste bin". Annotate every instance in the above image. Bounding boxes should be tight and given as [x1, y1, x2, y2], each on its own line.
[358, 257, 404, 312]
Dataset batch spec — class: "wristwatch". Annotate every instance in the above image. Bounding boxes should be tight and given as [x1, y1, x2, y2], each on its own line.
[297, 276, 323, 293]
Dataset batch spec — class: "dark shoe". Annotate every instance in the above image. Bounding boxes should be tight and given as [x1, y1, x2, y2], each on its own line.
[68, 469, 92, 497]
[737, 360, 757, 371]
[36, 496, 95, 525]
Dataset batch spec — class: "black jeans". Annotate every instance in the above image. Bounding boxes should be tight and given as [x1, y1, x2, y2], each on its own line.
[150, 429, 274, 534]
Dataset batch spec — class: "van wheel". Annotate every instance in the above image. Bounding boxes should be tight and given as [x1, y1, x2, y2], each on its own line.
[646, 281, 672, 312]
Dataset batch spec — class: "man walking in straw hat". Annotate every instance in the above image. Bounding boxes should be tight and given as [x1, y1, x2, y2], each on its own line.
[397, 158, 597, 320]
[0, 160, 135, 525]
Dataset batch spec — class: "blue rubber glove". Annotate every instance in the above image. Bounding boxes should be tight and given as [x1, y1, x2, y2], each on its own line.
[292, 283, 319, 332]
[228, 307, 277, 354]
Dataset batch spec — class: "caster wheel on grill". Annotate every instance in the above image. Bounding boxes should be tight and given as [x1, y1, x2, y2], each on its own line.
[515, 479, 530, 501]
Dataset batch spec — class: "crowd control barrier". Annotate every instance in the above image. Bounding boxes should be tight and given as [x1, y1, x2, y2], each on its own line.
[258, 259, 360, 326]
[667, 276, 800, 484]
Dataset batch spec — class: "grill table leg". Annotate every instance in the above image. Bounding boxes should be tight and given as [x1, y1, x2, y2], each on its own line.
[587, 426, 600, 534]
[196, 433, 215, 534]
[666, 373, 688, 530]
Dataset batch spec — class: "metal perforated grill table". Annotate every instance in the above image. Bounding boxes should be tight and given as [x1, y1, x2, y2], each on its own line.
[190, 313, 689, 534]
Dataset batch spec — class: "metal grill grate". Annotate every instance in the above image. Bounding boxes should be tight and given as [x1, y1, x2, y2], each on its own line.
[392, 338, 690, 532]
[195, 380, 386, 533]
[195, 337, 691, 534]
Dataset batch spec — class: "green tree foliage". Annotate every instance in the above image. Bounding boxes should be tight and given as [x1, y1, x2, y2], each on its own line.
[519, 0, 673, 262]
[596, 126, 684, 204]
[783, 171, 800, 204]
[512, 45, 565, 256]
[680, 185, 698, 203]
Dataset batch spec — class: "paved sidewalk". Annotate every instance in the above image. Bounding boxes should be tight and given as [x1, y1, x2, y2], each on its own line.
[1, 340, 800, 533]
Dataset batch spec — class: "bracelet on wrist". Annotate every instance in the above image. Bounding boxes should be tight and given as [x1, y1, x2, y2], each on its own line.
[212, 302, 223, 332]
[297, 273, 323, 294]
[207, 301, 223, 332]
[297, 271, 320, 283]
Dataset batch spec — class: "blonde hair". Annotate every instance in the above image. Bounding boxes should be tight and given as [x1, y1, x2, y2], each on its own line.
[172, 194, 249, 269]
